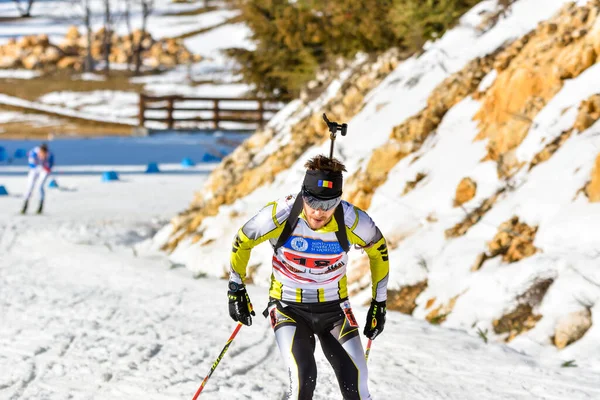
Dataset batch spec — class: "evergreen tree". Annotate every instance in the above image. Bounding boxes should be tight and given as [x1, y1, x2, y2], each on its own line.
[226, 0, 323, 99]
[226, 0, 482, 100]
[390, 0, 481, 50]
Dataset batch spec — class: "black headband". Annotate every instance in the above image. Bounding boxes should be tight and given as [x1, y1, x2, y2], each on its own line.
[302, 169, 343, 200]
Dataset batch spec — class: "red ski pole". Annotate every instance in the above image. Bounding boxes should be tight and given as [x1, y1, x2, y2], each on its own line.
[192, 322, 243, 399]
[365, 339, 373, 362]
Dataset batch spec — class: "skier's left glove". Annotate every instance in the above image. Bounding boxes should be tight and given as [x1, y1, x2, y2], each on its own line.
[364, 299, 386, 340]
[228, 281, 255, 326]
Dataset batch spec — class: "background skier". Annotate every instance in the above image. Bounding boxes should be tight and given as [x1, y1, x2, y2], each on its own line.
[22, 143, 54, 214]
[227, 154, 389, 399]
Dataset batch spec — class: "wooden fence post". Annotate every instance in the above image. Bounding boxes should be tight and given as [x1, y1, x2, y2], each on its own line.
[138, 93, 145, 127]
[258, 100, 264, 128]
[138, 96, 279, 131]
[213, 99, 220, 130]
[167, 96, 175, 129]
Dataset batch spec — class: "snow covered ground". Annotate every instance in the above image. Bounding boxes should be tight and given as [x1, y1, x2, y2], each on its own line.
[3, 0, 600, 398]
[0, 0, 256, 131]
[1, 135, 600, 399]
[146, 0, 600, 382]
[0, 1, 240, 47]
[2, 166, 600, 400]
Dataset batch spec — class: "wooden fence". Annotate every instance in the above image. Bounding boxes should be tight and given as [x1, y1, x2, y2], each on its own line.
[138, 94, 281, 131]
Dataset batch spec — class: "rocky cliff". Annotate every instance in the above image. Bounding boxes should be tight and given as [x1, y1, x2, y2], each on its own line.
[154, 0, 600, 357]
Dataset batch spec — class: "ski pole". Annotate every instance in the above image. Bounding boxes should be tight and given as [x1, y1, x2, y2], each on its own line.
[365, 339, 373, 362]
[192, 322, 243, 399]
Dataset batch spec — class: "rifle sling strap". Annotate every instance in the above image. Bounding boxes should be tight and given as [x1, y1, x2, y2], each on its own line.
[274, 192, 349, 253]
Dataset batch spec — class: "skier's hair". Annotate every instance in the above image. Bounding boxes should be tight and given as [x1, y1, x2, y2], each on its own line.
[39, 143, 48, 152]
[304, 155, 346, 173]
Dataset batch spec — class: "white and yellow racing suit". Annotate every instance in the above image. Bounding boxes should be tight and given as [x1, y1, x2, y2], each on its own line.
[229, 194, 389, 400]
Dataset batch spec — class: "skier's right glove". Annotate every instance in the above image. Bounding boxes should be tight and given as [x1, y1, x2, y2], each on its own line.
[364, 299, 386, 340]
[228, 282, 255, 326]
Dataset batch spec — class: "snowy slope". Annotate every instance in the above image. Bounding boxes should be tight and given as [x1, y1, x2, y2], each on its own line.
[157, 0, 573, 276]
[0, 1, 241, 46]
[3, 0, 600, 398]
[0, 0, 255, 128]
[153, 0, 600, 373]
[2, 170, 600, 399]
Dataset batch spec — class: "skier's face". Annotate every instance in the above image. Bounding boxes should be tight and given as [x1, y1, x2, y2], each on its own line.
[302, 201, 336, 230]
[39, 149, 48, 160]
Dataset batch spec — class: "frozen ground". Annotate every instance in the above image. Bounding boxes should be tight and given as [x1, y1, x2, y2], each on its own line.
[3, 1, 600, 398]
[0, 0, 256, 131]
[0, 1, 240, 46]
[1, 153, 600, 399]
[158, 0, 600, 375]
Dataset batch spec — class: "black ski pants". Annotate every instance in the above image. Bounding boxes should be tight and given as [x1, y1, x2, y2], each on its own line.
[267, 299, 371, 400]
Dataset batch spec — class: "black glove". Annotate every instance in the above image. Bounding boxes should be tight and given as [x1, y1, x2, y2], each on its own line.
[364, 299, 386, 340]
[228, 282, 255, 326]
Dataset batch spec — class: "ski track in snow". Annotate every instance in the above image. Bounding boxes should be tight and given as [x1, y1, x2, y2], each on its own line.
[0, 173, 599, 399]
